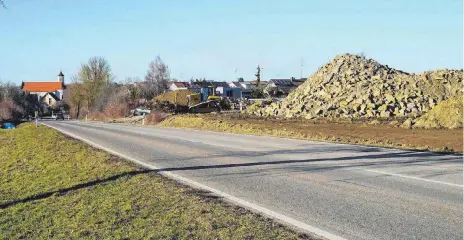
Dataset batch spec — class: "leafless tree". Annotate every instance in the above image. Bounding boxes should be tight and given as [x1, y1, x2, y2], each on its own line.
[77, 57, 114, 110]
[144, 56, 170, 99]
[67, 76, 86, 118]
[0, 1, 6, 9]
[125, 77, 142, 100]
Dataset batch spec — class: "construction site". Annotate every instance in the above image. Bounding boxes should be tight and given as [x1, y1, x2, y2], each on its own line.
[104, 53, 463, 153]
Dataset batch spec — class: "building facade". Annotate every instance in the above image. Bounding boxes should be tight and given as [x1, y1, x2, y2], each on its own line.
[21, 71, 66, 106]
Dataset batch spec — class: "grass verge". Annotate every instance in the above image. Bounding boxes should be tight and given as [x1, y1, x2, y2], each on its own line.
[0, 123, 312, 239]
[159, 114, 463, 153]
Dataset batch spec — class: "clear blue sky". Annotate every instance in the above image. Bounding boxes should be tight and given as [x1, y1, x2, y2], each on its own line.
[0, 0, 462, 84]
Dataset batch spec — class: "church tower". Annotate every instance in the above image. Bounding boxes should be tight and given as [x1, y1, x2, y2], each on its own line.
[58, 71, 64, 83]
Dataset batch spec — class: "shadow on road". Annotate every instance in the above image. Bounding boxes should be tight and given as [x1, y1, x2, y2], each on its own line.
[156, 151, 461, 173]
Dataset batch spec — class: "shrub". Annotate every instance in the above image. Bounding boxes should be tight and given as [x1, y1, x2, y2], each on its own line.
[89, 111, 107, 121]
[104, 103, 129, 118]
[0, 100, 22, 121]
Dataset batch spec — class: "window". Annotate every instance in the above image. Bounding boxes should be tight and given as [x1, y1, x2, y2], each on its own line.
[49, 97, 52, 105]
[227, 90, 233, 97]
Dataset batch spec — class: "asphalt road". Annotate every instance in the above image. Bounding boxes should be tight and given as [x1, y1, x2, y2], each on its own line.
[44, 120, 463, 240]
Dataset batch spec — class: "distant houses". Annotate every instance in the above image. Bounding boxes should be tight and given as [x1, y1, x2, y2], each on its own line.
[166, 77, 307, 99]
[264, 78, 306, 97]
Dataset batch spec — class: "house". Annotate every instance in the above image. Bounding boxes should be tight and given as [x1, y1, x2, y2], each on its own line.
[230, 80, 268, 89]
[168, 82, 189, 91]
[228, 81, 270, 99]
[241, 89, 252, 99]
[194, 80, 240, 101]
[196, 80, 230, 89]
[228, 82, 242, 88]
[239, 81, 256, 89]
[216, 87, 242, 99]
[21, 71, 66, 106]
[264, 78, 306, 97]
[291, 78, 306, 87]
[40, 92, 61, 106]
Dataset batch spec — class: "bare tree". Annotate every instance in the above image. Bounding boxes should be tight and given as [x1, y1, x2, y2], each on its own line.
[77, 57, 113, 110]
[125, 77, 142, 100]
[67, 77, 86, 118]
[144, 56, 170, 99]
[0, 0, 6, 9]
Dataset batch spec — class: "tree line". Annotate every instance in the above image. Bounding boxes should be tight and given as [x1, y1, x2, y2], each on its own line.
[0, 54, 272, 121]
[68, 56, 170, 119]
[0, 55, 171, 121]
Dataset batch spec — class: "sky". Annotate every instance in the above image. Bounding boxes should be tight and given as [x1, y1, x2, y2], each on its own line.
[0, 0, 462, 84]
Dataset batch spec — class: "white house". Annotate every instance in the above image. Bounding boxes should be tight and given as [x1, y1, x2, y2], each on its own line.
[168, 82, 189, 91]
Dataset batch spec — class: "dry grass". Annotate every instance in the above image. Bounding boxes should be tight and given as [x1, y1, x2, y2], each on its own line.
[0, 123, 312, 240]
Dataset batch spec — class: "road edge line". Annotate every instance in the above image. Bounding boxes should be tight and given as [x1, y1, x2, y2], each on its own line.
[43, 122, 345, 240]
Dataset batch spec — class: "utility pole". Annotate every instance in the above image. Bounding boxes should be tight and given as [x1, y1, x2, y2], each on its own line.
[300, 58, 304, 79]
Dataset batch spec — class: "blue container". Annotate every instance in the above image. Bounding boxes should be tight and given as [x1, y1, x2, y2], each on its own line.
[3, 122, 15, 129]
[200, 88, 209, 101]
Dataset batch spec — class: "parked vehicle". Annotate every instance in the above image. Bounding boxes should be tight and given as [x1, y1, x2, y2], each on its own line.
[3, 122, 15, 129]
[56, 112, 65, 120]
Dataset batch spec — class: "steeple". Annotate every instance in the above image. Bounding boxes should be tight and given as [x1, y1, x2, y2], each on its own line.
[58, 71, 64, 83]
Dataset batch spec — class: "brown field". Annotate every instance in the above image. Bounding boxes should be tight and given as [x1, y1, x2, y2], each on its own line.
[160, 114, 463, 153]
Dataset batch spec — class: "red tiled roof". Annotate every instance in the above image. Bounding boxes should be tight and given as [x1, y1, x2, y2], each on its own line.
[21, 82, 64, 92]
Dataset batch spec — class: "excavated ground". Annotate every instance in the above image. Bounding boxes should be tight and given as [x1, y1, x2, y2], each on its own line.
[161, 113, 463, 153]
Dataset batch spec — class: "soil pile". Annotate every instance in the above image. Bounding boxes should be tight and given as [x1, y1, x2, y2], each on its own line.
[248, 54, 462, 128]
[414, 96, 463, 129]
[154, 90, 195, 106]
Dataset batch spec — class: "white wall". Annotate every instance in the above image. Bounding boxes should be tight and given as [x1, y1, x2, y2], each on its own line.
[169, 85, 187, 91]
[55, 89, 64, 100]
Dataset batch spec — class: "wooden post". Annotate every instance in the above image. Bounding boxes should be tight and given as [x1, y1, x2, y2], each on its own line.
[35, 111, 38, 128]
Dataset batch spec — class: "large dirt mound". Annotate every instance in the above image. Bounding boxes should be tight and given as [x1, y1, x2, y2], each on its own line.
[250, 53, 462, 125]
[154, 90, 195, 106]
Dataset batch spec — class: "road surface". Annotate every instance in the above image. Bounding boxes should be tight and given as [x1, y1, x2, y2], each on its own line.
[44, 121, 463, 240]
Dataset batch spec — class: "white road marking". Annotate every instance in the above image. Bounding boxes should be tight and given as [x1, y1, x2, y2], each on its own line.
[43, 122, 345, 240]
[364, 169, 463, 188]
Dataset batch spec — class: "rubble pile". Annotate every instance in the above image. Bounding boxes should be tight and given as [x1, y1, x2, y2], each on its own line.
[248, 53, 462, 128]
